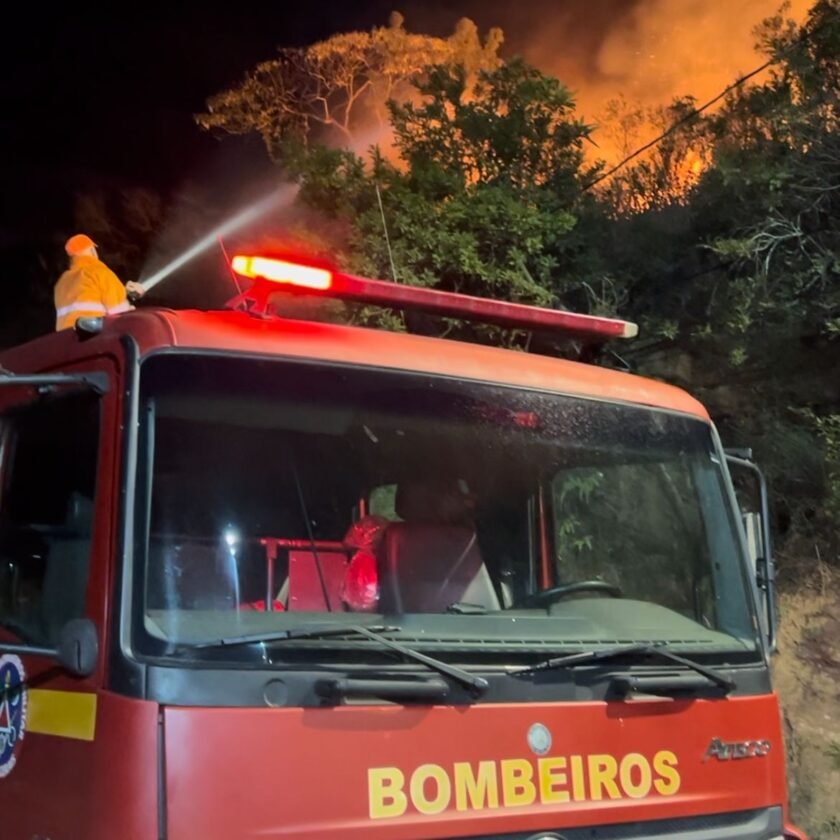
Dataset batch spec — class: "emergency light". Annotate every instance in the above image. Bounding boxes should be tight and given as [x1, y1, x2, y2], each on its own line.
[230, 256, 333, 291]
[229, 254, 638, 343]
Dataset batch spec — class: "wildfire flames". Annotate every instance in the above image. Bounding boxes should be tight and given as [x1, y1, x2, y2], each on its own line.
[682, 149, 706, 181]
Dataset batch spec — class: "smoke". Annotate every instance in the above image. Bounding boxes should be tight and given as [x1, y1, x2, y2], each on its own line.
[589, 0, 809, 109]
[521, 0, 812, 161]
[364, 1, 814, 166]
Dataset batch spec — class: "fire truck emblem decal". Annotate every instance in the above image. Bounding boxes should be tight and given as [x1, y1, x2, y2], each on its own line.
[0, 654, 27, 777]
[527, 723, 552, 756]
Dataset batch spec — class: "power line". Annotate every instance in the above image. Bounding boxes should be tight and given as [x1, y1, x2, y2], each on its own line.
[584, 58, 775, 191]
[584, 8, 839, 191]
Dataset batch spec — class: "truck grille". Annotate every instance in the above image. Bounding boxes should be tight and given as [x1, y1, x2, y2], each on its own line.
[443, 806, 783, 840]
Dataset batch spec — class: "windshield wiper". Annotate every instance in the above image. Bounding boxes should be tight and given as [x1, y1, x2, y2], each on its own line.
[510, 641, 735, 692]
[194, 623, 489, 695]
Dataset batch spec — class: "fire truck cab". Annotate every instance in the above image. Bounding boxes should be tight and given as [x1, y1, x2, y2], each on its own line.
[0, 259, 803, 839]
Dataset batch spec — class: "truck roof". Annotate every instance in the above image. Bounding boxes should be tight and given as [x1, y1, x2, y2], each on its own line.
[0, 309, 708, 419]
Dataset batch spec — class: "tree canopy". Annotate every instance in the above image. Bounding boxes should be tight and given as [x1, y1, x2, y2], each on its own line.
[64, 3, 837, 569]
[196, 13, 503, 159]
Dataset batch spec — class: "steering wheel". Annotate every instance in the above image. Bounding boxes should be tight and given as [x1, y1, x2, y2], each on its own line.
[522, 580, 622, 607]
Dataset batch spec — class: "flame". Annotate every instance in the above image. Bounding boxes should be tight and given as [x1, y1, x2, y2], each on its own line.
[683, 149, 706, 181]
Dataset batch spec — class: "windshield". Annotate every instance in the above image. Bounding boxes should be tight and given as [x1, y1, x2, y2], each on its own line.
[133, 354, 759, 662]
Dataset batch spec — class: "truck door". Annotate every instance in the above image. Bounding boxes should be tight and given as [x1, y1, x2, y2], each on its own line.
[0, 364, 114, 839]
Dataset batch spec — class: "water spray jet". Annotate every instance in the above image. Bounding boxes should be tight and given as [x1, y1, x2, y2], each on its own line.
[137, 184, 299, 294]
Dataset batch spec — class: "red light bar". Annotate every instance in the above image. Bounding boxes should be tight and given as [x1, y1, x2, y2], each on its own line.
[229, 255, 638, 342]
[232, 255, 333, 290]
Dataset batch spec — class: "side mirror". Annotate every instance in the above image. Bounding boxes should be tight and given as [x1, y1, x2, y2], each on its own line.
[725, 451, 776, 651]
[56, 619, 99, 677]
[0, 619, 99, 678]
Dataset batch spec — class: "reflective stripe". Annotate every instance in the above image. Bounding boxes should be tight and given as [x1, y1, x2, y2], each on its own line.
[55, 301, 106, 317]
[106, 301, 131, 314]
[27, 689, 97, 741]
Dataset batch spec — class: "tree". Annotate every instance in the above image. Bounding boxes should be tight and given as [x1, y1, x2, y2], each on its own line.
[699, 1, 840, 549]
[198, 14, 618, 328]
[598, 0, 840, 558]
[288, 59, 609, 340]
[704, 0, 840, 351]
[596, 96, 712, 215]
[198, 2, 840, 561]
[196, 13, 503, 159]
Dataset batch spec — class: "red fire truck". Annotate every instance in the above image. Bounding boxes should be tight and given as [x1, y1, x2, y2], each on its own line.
[0, 256, 804, 839]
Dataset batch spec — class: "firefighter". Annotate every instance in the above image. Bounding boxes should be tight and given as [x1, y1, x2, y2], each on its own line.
[54, 234, 146, 331]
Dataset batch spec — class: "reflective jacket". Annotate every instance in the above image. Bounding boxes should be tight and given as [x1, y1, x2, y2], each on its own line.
[54, 255, 131, 331]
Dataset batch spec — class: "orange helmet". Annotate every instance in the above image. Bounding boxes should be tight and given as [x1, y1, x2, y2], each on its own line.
[65, 234, 96, 257]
